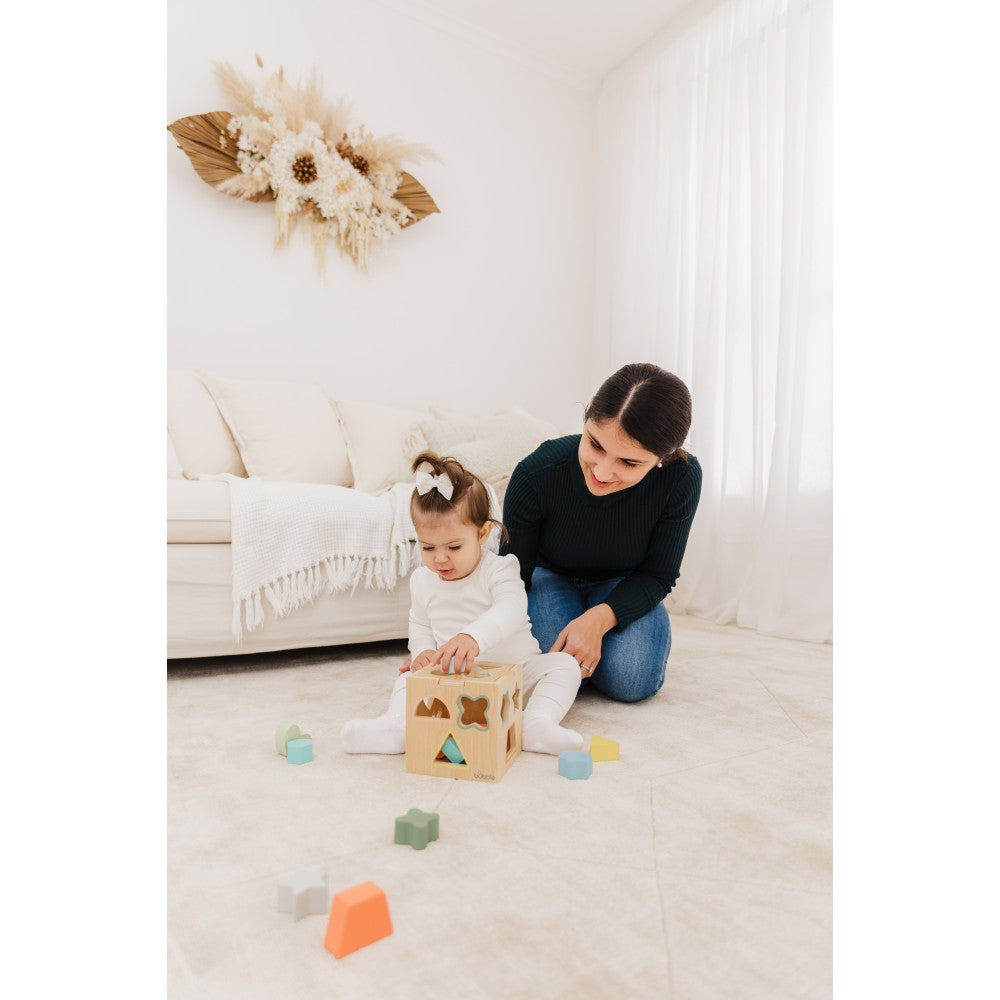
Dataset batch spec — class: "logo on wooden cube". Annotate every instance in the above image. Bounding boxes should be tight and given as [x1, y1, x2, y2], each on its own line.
[405, 661, 523, 783]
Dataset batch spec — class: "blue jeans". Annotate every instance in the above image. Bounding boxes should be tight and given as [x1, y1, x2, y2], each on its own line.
[526, 566, 671, 703]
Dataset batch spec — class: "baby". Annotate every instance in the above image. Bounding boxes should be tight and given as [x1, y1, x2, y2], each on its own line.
[340, 451, 583, 756]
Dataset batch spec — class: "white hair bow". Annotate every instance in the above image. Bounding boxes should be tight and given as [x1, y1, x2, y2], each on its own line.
[415, 470, 454, 501]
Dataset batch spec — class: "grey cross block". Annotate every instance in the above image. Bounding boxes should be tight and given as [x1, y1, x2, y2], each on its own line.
[276, 870, 328, 921]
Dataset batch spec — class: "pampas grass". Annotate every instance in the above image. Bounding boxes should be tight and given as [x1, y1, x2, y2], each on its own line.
[216, 170, 272, 201]
[355, 132, 438, 172]
[212, 64, 256, 116]
[319, 98, 353, 150]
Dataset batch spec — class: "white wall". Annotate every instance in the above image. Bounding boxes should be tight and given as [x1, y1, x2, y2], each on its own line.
[167, 0, 597, 430]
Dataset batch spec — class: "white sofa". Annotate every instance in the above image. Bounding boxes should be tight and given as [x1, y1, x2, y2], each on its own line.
[167, 370, 556, 659]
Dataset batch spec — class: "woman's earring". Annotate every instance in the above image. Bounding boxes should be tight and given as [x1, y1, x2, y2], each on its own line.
[657, 462, 663, 468]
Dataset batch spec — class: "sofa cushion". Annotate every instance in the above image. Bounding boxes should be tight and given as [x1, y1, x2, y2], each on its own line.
[167, 480, 232, 543]
[404, 407, 557, 486]
[404, 413, 480, 456]
[202, 375, 353, 485]
[335, 399, 426, 493]
[168, 370, 248, 478]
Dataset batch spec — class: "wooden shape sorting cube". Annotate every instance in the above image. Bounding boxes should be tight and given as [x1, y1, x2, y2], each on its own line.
[558, 751, 593, 780]
[405, 661, 523, 783]
[324, 881, 393, 959]
[589, 736, 620, 762]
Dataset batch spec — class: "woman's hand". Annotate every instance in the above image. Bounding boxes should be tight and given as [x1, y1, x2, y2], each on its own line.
[401, 649, 437, 674]
[550, 604, 617, 678]
[429, 633, 481, 674]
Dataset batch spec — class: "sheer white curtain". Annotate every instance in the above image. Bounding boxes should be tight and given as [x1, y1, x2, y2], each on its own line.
[594, 0, 832, 642]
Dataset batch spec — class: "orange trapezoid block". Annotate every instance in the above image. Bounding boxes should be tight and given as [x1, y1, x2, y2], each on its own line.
[324, 881, 393, 959]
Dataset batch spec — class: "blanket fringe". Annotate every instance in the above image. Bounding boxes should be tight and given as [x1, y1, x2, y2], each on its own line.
[231, 545, 416, 639]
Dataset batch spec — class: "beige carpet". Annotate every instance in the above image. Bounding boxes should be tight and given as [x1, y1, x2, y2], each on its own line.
[167, 614, 831, 999]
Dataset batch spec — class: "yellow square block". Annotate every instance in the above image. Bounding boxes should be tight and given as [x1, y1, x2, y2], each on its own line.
[405, 661, 523, 784]
[589, 736, 620, 762]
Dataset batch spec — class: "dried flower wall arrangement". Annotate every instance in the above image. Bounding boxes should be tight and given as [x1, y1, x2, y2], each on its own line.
[168, 57, 439, 272]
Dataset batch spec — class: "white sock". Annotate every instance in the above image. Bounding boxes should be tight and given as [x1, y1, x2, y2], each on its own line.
[522, 713, 583, 755]
[339, 715, 406, 755]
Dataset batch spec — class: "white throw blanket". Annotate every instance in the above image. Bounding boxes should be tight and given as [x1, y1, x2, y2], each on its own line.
[220, 476, 500, 640]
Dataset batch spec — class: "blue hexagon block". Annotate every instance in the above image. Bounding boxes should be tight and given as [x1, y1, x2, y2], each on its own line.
[287, 737, 313, 764]
[394, 808, 440, 850]
[558, 751, 593, 780]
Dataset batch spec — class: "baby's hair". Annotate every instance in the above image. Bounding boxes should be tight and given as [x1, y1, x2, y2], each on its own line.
[410, 451, 508, 543]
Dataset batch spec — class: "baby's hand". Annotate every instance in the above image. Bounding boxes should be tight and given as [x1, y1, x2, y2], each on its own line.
[430, 633, 480, 675]
[404, 649, 437, 673]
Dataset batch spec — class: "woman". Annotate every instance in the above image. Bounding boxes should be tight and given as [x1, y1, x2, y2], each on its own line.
[500, 363, 701, 703]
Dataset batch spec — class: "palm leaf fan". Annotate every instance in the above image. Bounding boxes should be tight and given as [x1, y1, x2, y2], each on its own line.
[167, 112, 274, 203]
[395, 172, 439, 226]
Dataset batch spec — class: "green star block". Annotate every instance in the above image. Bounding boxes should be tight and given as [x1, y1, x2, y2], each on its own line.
[394, 808, 440, 850]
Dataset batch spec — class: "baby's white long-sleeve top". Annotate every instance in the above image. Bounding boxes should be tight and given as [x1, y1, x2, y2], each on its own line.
[408, 551, 542, 663]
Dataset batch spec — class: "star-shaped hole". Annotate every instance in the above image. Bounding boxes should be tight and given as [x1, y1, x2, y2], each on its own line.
[458, 695, 489, 730]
